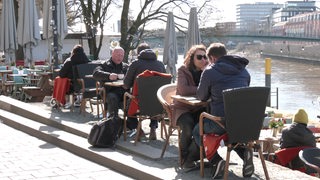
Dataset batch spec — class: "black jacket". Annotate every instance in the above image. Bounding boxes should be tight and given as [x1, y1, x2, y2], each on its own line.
[59, 53, 89, 79]
[123, 49, 166, 88]
[93, 58, 129, 96]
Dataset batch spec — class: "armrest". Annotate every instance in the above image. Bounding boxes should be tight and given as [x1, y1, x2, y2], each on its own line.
[199, 112, 225, 135]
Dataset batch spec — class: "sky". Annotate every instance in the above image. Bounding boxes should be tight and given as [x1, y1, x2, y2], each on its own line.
[82, 0, 320, 33]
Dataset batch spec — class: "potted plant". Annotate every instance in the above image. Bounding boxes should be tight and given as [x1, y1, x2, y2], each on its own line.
[17, 65, 24, 74]
[277, 119, 284, 133]
[10, 61, 16, 70]
[269, 119, 279, 137]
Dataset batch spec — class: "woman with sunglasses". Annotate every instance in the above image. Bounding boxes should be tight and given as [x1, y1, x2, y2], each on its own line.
[173, 44, 208, 169]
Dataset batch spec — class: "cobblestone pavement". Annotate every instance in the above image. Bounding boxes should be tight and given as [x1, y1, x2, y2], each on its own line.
[0, 123, 133, 180]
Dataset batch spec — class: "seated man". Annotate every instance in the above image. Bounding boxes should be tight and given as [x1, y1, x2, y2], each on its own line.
[193, 43, 252, 179]
[93, 46, 129, 117]
[123, 43, 166, 140]
[279, 108, 316, 172]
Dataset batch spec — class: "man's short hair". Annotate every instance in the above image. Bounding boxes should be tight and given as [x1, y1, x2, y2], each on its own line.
[207, 43, 227, 58]
[137, 43, 150, 54]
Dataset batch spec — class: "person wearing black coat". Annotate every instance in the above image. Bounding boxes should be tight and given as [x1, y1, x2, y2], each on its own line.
[193, 43, 252, 179]
[122, 43, 166, 140]
[59, 45, 89, 107]
[92, 46, 129, 117]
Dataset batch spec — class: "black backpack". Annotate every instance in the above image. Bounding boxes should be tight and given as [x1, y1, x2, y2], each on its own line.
[87, 116, 123, 148]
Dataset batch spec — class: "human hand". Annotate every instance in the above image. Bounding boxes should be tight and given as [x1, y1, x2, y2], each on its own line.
[109, 73, 118, 81]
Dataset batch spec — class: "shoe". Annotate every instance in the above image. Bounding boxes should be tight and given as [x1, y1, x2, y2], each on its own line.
[182, 159, 196, 169]
[243, 148, 254, 177]
[149, 128, 157, 140]
[211, 160, 225, 179]
[74, 101, 81, 107]
[64, 103, 71, 109]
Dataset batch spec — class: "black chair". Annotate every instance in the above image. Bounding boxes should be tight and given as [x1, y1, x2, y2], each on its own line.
[299, 147, 320, 174]
[199, 86, 270, 179]
[123, 74, 172, 145]
[73, 63, 104, 116]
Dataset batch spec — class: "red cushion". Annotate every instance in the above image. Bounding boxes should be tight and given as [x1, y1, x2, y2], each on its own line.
[203, 133, 228, 160]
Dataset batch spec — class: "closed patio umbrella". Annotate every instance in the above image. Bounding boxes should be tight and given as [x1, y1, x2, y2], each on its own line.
[0, 0, 18, 64]
[184, 7, 201, 55]
[163, 12, 178, 82]
[17, 0, 41, 67]
[42, 0, 68, 65]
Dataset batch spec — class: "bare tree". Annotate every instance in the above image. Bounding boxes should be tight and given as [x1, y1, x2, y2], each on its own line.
[119, 0, 214, 62]
[70, 0, 214, 61]
[78, 0, 113, 60]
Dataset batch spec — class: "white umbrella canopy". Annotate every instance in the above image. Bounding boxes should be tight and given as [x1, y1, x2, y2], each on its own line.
[0, 0, 18, 64]
[42, 0, 68, 65]
[163, 12, 178, 82]
[17, 0, 41, 67]
[184, 7, 201, 55]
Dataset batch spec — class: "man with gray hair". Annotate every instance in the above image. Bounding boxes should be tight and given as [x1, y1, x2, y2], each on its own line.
[93, 46, 129, 118]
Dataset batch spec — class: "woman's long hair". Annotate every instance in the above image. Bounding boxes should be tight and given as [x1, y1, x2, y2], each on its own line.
[183, 44, 206, 70]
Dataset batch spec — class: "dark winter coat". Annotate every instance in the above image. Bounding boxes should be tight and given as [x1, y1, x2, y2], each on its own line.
[93, 58, 129, 97]
[280, 123, 316, 149]
[197, 55, 251, 117]
[59, 53, 89, 79]
[123, 49, 166, 89]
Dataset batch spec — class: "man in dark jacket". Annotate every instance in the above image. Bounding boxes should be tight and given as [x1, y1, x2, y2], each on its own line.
[123, 43, 166, 140]
[93, 46, 129, 117]
[279, 109, 316, 170]
[193, 43, 251, 179]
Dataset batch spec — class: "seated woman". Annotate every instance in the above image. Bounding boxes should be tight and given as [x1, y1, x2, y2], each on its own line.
[173, 44, 208, 169]
[59, 45, 89, 108]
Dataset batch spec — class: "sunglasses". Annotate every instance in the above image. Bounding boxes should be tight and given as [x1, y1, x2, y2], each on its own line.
[195, 54, 207, 60]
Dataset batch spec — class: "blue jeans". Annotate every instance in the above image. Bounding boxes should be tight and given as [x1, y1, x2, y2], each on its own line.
[193, 118, 246, 163]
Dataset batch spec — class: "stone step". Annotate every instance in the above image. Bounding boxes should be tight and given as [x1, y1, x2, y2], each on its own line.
[0, 108, 177, 179]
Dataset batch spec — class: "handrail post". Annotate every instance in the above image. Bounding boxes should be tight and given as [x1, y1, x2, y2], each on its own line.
[265, 58, 271, 107]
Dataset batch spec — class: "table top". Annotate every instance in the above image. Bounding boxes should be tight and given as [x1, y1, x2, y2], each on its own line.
[0, 70, 13, 73]
[8, 74, 28, 77]
[104, 80, 124, 87]
[171, 95, 208, 106]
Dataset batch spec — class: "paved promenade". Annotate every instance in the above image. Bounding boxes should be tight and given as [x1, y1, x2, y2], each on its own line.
[0, 123, 132, 180]
[0, 95, 318, 179]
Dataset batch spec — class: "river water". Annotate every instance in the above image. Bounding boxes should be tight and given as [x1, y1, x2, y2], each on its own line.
[246, 53, 320, 120]
[159, 54, 320, 120]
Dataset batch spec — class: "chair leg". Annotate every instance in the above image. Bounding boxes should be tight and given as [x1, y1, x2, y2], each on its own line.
[256, 143, 270, 180]
[200, 142, 205, 177]
[123, 114, 127, 141]
[160, 120, 168, 139]
[224, 145, 232, 180]
[160, 127, 172, 158]
[134, 119, 142, 145]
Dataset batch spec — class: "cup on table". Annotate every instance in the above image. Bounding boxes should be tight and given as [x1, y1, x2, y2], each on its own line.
[117, 74, 124, 80]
